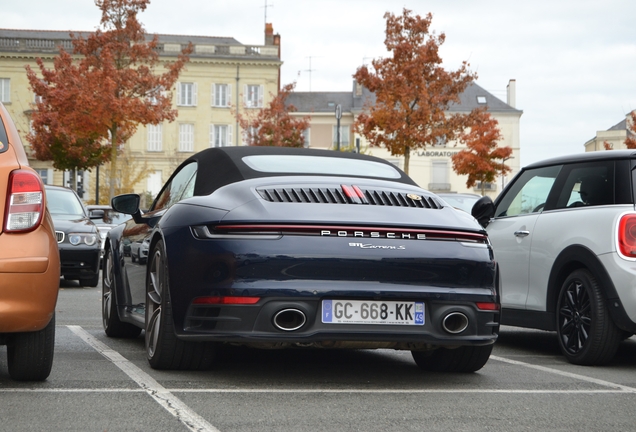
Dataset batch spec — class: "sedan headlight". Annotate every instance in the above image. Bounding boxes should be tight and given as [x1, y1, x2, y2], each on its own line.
[68, 233, 99, 246]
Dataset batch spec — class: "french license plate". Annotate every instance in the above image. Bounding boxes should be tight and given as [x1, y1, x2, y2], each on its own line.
[322, 300, 424, 325]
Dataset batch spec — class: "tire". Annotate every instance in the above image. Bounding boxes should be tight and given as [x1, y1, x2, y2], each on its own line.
[145, 239, 216, 370]
[80, 272, 100, 288]
[411, 344, 493, 373]
[131, 251, 137, 263]
[102, 247, 142, 338]
[556, 269, 621, 365]
[7, 314, 56, 381]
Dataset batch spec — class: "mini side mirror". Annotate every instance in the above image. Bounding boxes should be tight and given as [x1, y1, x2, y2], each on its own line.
[471, 196, 495, 228]
[111, 194, 144, 224]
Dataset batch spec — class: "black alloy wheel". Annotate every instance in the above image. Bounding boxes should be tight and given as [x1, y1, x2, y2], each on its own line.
[102, 247, 142, 338]
[556, 269, 621, 365]
[145, 239, 216, 370]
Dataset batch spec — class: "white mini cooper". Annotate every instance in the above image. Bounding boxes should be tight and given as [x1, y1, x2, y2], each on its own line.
[472, 150, 636, 365]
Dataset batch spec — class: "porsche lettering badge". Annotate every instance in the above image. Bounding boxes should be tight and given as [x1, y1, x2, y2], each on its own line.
[320, 230, 426, 240]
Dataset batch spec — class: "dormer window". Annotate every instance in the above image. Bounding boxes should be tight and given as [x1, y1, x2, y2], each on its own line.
[477, 96, 487, 104]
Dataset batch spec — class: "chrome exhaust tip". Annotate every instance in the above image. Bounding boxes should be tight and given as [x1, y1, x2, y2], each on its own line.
[273, 309, 306, 331]
[442, 312, 469, 334]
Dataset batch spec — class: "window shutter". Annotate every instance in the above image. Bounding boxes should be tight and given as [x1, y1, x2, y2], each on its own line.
[176, 82, 181, 106]
[227, 84, 232, 107]
[228, 125, 233, 146]
[193, 83, 198, 106]
[209, 124, 215, 147]
[243, 85, 248, 107]
[211, 84, 215, 107]
[258, 85, 264, 107]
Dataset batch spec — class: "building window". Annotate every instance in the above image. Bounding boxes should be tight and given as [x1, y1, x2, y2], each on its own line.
[147, 124, 163, 152]
[242, 126, 258, 145]
[332, 125, 350, 147]
[177, 82, 197, 106]
[213, 84, 231, 107]
[429, 160, 450, 191]
[210, 124, 232, 147]
[303, 128, 310, 148]
[35, 169, 50, 185]
[179, 124, 194, 152]
[244, 84, 263, 108]
[0, 79, 10, 103]
[147, 170, 163, 197]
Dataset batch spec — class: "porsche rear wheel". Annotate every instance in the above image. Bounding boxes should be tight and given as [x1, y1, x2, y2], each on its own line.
[411, 344, 493, 373]
[556, 269, 621, 365]
[145, 239, 216, 370]
[102, 247, 142, 338]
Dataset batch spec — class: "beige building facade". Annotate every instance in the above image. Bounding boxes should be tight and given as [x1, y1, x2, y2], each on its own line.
[584, 111, 635, 152]
[287, 79, 523, 199]
[0, 26, 282, 204]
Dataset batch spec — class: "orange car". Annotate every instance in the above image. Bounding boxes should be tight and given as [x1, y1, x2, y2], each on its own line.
[0, 102, 60, 381]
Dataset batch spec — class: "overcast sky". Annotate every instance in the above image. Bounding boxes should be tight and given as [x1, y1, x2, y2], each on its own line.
[5, 0, 636, 165]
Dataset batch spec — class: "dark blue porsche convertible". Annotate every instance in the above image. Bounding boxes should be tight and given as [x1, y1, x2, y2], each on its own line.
[102, 146, 499, 372]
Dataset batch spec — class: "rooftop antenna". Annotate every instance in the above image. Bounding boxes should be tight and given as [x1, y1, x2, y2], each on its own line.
[305, 56, 321, 92]
[262, 0, 273, 25]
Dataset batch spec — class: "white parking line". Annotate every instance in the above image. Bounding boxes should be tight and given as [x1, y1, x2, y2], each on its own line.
[67, 325, 220, 432]
[490, 355, 636, 393]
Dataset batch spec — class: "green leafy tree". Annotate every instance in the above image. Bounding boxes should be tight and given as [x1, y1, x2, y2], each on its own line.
[354, 8, 477, 174]
[26, 0, 192, 199]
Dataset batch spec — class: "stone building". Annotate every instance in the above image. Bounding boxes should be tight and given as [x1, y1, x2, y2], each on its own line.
[287, 79, 523, 198]
[0, 25, 282, 203]
[584, 111, 635, 152]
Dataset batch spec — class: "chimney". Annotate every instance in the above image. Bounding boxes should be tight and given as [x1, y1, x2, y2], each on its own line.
[507, 79, 516, 108]
[265, 23, 274, 45]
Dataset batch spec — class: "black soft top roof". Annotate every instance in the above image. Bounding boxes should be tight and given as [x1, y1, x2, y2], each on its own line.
[181, 146, 416, 196]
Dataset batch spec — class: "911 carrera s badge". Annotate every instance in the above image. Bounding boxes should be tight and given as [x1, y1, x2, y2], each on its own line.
[407, 193, 422, 201]
[349, 242, 406, 250]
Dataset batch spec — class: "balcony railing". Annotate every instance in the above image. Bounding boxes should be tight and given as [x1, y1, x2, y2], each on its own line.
[0, 37, 279, 59]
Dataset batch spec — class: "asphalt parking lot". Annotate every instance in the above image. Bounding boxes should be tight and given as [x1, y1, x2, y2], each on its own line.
[1, 280, 635, 432]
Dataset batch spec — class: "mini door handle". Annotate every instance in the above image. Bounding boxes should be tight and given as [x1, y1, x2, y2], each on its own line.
[514, 230, 530, 237]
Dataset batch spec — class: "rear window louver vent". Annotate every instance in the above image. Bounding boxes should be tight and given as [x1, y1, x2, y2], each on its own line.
[257, 187, 443, 209]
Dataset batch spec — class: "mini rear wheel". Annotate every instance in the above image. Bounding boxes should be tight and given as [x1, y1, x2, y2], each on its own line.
[556, 269, 621, 365]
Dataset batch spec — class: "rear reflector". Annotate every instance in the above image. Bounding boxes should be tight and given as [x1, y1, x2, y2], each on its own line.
[192, 296, 260, 305]
[476, 302, 500, 311]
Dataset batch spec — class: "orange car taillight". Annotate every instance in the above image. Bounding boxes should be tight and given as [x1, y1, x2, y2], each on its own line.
[618, 213, 636, 259]
[4, 169, 44, 233]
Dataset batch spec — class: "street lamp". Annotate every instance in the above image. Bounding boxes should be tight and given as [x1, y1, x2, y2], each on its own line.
[502, 156, 514, 189]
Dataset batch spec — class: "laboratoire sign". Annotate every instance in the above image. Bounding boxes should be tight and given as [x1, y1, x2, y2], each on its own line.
[416, 150, 460, 157]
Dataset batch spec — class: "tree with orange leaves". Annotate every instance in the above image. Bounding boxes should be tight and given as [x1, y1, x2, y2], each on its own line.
[451, 109, 512, 195]
[354, 9, 477, 175]
[26, 0, 192, 199]
[236, 82, 310, 147]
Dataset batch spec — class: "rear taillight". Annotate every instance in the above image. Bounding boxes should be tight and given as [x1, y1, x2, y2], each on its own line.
[618, 213, 636, 259]
[4, 169, 44, 233]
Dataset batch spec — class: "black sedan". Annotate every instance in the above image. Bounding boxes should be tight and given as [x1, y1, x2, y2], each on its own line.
[45, 185, 101, 287]
[103, 147, 499, 372]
